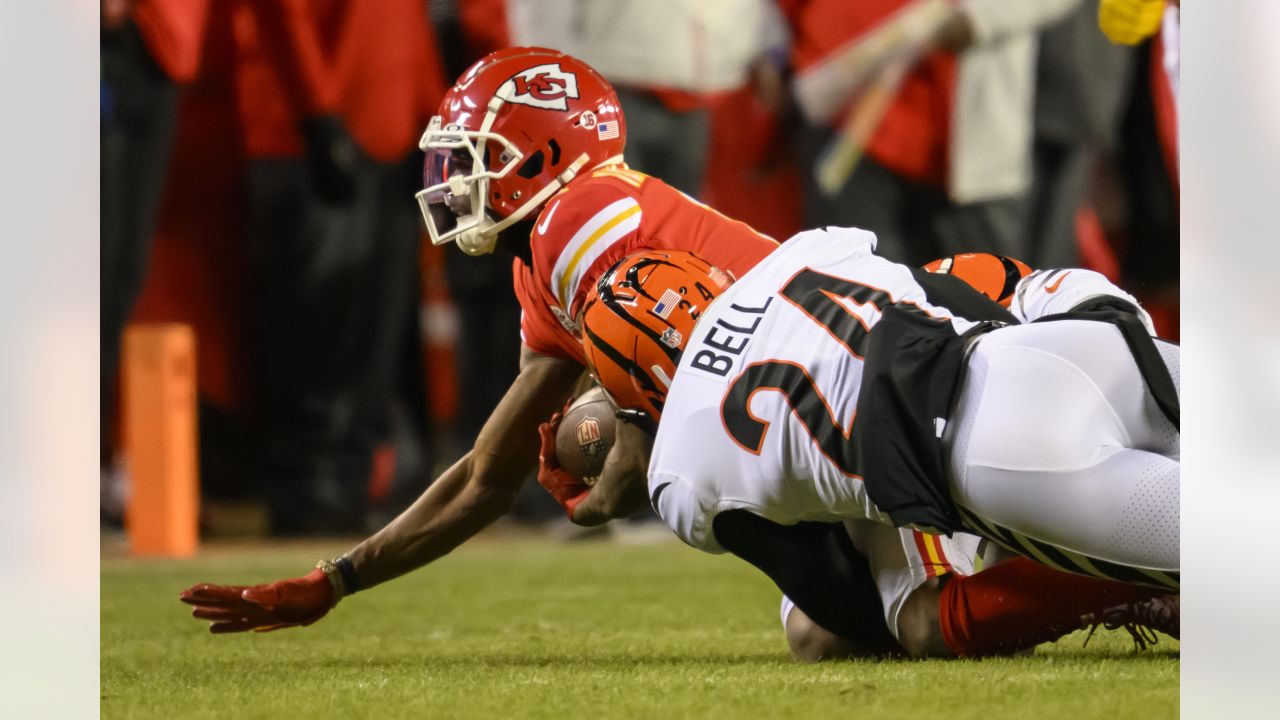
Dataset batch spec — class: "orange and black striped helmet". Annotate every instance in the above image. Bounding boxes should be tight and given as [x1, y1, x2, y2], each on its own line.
[923, 252, 1033, 308]
[580, 250, 733, 419]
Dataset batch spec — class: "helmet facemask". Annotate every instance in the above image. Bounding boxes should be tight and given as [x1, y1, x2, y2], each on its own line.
[417, 107, 592, 256]
[416, 116, 524, 256]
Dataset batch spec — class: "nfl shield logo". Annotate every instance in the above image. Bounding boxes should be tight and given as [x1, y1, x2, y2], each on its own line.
[576, 417, 605, 457]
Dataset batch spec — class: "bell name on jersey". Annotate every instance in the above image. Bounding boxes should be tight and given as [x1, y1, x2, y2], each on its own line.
[684, 296, 774, 380]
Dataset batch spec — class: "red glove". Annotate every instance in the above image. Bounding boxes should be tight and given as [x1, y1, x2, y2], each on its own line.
[179, 568, 336, 634]
[537, 411, 591, 518]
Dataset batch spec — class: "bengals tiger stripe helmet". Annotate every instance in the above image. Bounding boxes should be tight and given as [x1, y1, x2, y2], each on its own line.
[580, 251, 733, 419]
[923, 252, 1033, 308]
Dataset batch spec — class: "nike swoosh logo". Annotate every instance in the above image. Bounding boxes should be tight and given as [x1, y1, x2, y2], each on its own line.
[1045, 271, 1071, 293]
[650, 482, 671, 510]
[536, 201, 559, 235]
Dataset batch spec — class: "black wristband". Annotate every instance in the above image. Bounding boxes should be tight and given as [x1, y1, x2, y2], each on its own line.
[615, 408, 658, 435]
[335, 555, 361, 596]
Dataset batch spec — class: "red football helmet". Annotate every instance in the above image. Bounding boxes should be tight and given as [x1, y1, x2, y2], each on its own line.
[417, 47, 628, 255]
[580, 251, 734, 419]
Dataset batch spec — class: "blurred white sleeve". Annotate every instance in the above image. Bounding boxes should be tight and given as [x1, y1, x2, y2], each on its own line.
[506, 0, 577, 50]
[959, 0, 1083, 43]
[1010, 268, 1157, 334]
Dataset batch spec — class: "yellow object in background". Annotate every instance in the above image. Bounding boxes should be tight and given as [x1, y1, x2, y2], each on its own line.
[1099, 0, 1166, 45]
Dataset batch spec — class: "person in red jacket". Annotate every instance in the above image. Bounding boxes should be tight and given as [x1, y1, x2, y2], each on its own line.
[232, 0, 447, 534]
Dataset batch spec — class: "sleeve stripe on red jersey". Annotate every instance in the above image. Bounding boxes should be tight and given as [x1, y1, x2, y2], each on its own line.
[551, 197, 642, 310]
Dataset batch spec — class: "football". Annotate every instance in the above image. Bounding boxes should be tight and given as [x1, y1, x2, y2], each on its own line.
[554, 386, 616, 486]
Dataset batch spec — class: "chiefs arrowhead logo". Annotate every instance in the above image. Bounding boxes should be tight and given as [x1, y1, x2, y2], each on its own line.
[499, 64, 580, 111]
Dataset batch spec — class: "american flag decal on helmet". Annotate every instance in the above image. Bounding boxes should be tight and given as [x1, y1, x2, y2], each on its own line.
[597, 121, 619, 140]
[653, 289, 681, 319]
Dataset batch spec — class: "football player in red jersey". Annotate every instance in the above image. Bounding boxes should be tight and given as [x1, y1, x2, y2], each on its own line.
[179, 47, 779, 632]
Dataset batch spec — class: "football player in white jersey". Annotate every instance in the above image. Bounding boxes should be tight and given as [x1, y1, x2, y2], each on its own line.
[577, 228, 1179, 657]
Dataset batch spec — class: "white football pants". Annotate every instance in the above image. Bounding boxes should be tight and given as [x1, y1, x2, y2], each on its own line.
[946, 320, 1179, 589]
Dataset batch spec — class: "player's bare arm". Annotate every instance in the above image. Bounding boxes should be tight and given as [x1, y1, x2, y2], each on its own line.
[569, 420, 652, 526]
[180, 346, 581, 632]
[348, 346, 582, 587]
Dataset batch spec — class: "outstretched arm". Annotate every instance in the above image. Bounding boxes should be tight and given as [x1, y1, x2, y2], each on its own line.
[348, 347, 583, 587]
[181, 346, 583, 632]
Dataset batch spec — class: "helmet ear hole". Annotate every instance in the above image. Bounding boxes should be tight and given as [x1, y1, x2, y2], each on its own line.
[547, 139, 561, 167]
[516, 150, 544, 179]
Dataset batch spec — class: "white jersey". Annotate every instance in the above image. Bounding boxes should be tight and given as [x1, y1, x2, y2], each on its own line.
[649, 227, 981, 552]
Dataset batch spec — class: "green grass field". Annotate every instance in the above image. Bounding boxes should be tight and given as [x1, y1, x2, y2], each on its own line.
[102, 531, 1178, 719]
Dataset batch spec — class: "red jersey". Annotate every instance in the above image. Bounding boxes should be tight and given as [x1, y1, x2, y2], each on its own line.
[234, 0, 445, 160]
[514, 165, 778, 363]
[133, 0, 211, 83]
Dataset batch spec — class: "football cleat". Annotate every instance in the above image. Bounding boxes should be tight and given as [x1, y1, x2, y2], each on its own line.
[1082, 593, 1179, 651]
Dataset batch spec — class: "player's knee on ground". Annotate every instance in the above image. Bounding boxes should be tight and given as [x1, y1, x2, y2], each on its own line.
[784, 606, 858, 662]
[783, 603, 887, 662]
[894, 577, 953, 659]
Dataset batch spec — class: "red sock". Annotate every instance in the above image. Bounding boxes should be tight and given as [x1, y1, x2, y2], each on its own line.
[938, 557, 1158, 657]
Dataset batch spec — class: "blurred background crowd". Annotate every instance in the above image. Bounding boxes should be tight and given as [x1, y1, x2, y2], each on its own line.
[100, 0, 1179, 538]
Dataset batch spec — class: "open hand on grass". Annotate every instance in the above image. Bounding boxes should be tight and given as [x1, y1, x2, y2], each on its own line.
[179, 569, 335, 633]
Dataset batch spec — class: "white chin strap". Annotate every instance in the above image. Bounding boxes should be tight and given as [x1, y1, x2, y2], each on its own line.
[455, 217, 496, 256]
[651, 365, 673, 390]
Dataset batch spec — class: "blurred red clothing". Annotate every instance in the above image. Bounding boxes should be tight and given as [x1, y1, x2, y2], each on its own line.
[783, 0, 955, 186]
[233, 0, 447, 160]
[132, 0, 449, 413]
[459, 0, 511, 59]
[131, 0, 250, 412]
[700, 88, 804, 242]
[131, 0, 212, 82]
[1151, 24, 1178, 197]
